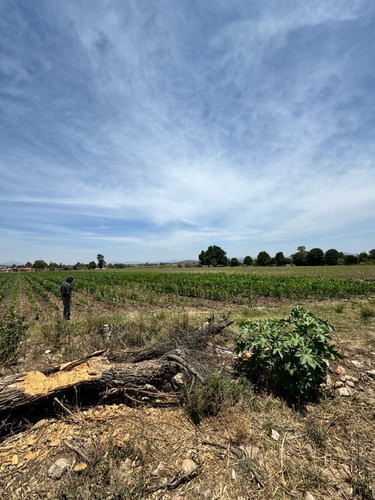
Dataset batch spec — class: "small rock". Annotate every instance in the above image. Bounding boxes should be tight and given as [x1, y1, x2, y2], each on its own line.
[336, 365, 346, 375]
[304, 492, 316, 500]
[304, 444, 314, 457]
[48, 458, 70, 479]
[45, 349, 52, 354]
[351, 360, 363, 368]
[151, 462, 165, 476]
[346, 380, 355, 388]
[366, 370, 375, 379]
[326, 375, 333, 387]
[181, 458, 196, 474]
[334, 381, 344, 388]
[271, 429, 280, 441]
[337, 387, 352, 396]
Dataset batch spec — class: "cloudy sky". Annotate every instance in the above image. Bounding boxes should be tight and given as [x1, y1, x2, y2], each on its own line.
[1, 0, 374, 264]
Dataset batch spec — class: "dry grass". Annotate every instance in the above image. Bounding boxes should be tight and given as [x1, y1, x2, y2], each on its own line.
[1, 296, 375, 498]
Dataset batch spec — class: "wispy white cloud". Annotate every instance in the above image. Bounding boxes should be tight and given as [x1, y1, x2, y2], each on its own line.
[0, 0, 374, 263]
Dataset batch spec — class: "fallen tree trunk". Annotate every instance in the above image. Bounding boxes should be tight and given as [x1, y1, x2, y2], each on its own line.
[0, 316, 234, 430]
[0, 355, 180, 418]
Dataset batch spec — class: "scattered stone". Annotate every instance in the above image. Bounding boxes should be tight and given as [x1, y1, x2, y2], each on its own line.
[336, 365, 346, 375]
[334, 381, 344, 388]
[181, 458, 196, 474]
[351, 360, 363, 368]
[44, 349, 52, 354]
[366, 370, 375, 379]
[337, 387, 352, 397]
[340, 375, 347, 382]
[326, 375, 333, 387]
[271, 429, 280, 441]
[346, 380, 355, 388]
[47, 458, 70, 480]
[151, 462, 165, 476]
[304, 492, 316, 500]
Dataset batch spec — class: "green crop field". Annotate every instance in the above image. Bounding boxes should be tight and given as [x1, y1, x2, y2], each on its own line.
[0, 265, 375, 321]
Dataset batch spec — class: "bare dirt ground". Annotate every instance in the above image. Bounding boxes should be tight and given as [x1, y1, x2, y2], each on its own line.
[1, 351, 375, 500]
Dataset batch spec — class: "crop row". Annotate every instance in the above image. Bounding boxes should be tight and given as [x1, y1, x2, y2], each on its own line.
[16, 271, 375, 304]
[1, 271, 374, 317]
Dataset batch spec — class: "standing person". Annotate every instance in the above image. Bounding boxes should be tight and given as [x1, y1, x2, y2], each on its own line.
[60, 276, 74, 320]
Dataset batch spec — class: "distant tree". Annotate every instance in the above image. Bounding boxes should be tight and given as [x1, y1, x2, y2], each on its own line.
[358, 252, 368, 263]
[199, 246, 228, 266]
[344, 254, 358, 265]
[274, 251, 287, 266]
[25, 262, 32, 267]
[291, 246, 307, 266]
[48, 262, 59, 269]
[32, 260, 48, 269]
[114, 263, 125, 269]
[306, 248, 324, 266]
[369, 249, 375, 260]
[256, 251, 272, 266]
[97, 254, 106, 269]
[324, 249, 339, 266]
[243, 256, 253, 266]
[230, 257, 240, 267]
[88, 261, 97, 270]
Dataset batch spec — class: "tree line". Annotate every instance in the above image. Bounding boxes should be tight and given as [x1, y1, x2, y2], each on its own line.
[199, 245, 375, 267]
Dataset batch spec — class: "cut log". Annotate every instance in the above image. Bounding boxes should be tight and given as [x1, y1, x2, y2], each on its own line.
[0, 316, 234, 432]
[0, 356, 180, 419]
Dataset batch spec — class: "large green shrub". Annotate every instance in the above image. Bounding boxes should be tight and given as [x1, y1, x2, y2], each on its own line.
[235, 307, 341, 401]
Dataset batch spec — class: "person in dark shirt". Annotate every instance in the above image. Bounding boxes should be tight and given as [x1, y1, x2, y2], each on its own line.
[60, 276, 74, 320]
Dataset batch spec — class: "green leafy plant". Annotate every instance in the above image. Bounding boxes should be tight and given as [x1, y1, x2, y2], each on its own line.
[235, 307, 341, 401]
[0, 314, 28, 365]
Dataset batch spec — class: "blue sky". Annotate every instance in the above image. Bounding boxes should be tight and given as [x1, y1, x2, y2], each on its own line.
[1, 0, 374, 264]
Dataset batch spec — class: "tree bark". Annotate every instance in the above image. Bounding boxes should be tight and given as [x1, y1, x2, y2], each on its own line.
[0, 316, 234, 428]
[0, 355, 180, 418]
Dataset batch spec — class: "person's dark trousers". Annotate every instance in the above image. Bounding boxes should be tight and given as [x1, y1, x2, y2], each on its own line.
[62, 296, 71, 320]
